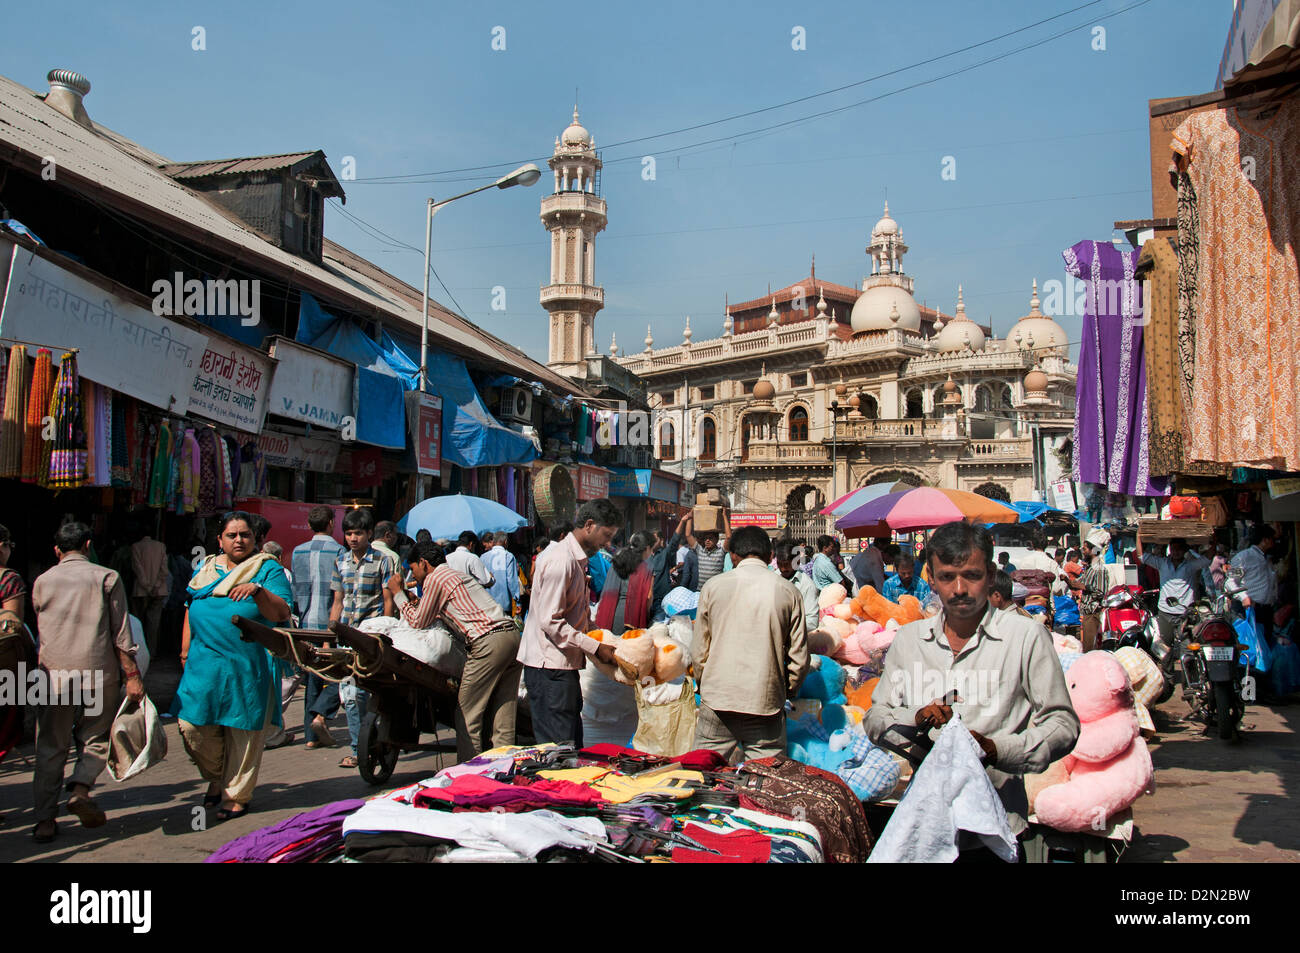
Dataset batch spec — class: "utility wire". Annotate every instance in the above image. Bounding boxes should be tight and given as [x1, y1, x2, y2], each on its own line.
[349, 0, 1112, 183]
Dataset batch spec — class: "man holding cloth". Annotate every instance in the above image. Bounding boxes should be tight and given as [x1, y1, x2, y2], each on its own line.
[865, 521, 1078, 852]
[694, 526, 809, 762]
[518, 499, 623, 746]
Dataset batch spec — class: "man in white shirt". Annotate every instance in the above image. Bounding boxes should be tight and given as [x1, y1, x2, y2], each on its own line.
[446, 530, 494, 588]
[1231, 525, 1279, 645]
[1015, 536, 1061, 576]
[1137, 535, 1211, 599]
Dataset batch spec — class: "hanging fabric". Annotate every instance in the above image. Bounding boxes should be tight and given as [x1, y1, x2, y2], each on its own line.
[179, 428, 200, 514]
[1172, 99, 1300, 470]
[22, 349, 55, 484]
[196, 427, 219, 514]
[111, 393, 131, 487]
[168, 418, 185, 512]
[47, 352, 87, 489]
[147, 420, 174, 508]
[1064, 241, 1169, 497]
[0, 345, 28, 478]
[217, 435, 234, 509]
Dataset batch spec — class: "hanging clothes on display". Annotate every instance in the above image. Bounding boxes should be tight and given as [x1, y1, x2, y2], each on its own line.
[1171, 98, 1300, 470]
[1064, 240, 1169, 497]
[1137, 238, 1184, 477]
[47, 352, 87, 489]
[179, 428, 201, 514]
[217, 436, 234, 509]
[196, 427, 220, 514]
[22, 348, 55, 484]
[147, 420, 175, 508]
[111, 394, 131, 487]
[223, 435, 241, 497]
[0, 345, 28, 478]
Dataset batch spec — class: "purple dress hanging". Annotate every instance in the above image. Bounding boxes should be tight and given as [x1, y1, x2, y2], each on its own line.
[1064, 239, 1169, 497]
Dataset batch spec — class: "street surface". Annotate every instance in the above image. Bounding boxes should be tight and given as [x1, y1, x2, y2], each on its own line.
[0, 659, 1296, 862]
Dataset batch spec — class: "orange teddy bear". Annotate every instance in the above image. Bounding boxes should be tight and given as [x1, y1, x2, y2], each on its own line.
[852, 586, 925, 628]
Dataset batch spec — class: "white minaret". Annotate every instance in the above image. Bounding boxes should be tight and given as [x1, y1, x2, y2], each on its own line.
[542, 106, 607, 379]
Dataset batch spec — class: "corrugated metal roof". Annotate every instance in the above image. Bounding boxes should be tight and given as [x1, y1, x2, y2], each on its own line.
[0, 73, 581, 397]
[159, 152, 323, 179]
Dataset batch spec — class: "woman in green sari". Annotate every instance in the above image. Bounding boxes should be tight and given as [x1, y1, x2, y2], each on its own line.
[177, 511, 292, 820]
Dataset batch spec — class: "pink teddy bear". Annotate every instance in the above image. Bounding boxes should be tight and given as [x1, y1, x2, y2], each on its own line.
[1033, 651, 1154, 833]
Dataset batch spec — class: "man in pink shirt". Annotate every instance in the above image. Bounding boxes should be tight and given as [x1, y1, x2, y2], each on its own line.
[518, 499, 623, 746]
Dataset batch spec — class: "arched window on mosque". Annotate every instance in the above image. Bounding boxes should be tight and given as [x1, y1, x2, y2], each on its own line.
[789, 406, 809, 442]
[904, 389, 924, 419]
[701, 418, 717, 460]
[861, 394, 879, 420]
[659, 420, 676, 461]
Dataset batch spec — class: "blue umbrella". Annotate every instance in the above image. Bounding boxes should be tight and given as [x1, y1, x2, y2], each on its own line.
[397, 494, 527, 540]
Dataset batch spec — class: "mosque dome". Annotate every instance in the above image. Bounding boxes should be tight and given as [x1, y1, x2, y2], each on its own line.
[753, 378, 776, 401]
[561, 106, 591, 147]
[1004, 280, 1068, 353]
[933, 285, 985, 352]
[1025, 368, 1049, 394]
[850, 285, 922, 333]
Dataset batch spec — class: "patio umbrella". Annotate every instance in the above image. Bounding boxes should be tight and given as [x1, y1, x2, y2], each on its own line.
[396, 494, 527, 540]
[836, 487, 1020, 537]
[819, 480, 915, 517]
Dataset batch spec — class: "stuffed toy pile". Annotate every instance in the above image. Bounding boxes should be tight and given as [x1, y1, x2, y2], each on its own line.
[588, 623, 692, 688]
[808, 584, 929, 671]
[1030, 651, 1154, 832]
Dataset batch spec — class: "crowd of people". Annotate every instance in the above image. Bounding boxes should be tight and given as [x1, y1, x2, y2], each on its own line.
[0, 495, 1292, 853]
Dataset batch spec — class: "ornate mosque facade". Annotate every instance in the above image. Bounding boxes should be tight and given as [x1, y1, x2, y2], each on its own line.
[541, 110, 1077, 540]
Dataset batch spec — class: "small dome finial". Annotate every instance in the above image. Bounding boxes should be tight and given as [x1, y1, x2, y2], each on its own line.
[768, 296, 779, 327]
[610, 332, 618, 357]
[683, 315, 692, 343]
[956, 284, 966, 316]
[645, 324, 654, 351]
[816, 286, 827, 314]
[1030, 278, 1041, 314]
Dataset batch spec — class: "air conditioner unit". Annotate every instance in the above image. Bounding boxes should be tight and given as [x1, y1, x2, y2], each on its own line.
[501, 386, 533, 424]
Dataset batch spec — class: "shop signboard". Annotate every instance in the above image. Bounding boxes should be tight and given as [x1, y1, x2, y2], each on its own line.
[257, 431, 340, 473]
[0, 246, 208, 412]
[266, 336, 355, 429]
[1050, 480, 1077, 512]
[730, 512, 779, 529]
[189, 338, 273, 433]
[609, 468, 651, 498]
[575, 465, 610, 500]
[404, 391, 443, 476]
[649, 472, 681, 503]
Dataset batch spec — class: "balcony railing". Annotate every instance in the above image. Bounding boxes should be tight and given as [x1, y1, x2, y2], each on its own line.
[744, 440, 830, 463]
[540, 192, 607, 218]
[959, 438, 1034, 461]
[540, 283, 605, 307]
[835, 418, 947, 440]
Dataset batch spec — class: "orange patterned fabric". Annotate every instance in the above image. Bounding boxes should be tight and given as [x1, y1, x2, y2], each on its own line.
[1171, 100, 1300, 470]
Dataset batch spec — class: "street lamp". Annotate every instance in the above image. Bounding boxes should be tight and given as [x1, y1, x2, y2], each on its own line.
[419, 163, 542, 392]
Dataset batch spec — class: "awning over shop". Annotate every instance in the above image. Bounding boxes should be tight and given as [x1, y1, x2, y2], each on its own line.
[1219, 0, 1300, 89]
[608, 467, 682, 503]
[296, 293, 538, 467]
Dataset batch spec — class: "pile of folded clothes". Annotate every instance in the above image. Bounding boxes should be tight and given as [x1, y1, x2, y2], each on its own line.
[208, 744, 875, 863]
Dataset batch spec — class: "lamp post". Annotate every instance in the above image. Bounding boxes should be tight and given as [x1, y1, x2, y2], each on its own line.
[419, 163, 542, 392]
[830, 400, 843, 502]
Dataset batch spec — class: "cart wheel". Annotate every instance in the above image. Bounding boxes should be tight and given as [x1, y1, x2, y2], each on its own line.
[358, 711, 399, 785]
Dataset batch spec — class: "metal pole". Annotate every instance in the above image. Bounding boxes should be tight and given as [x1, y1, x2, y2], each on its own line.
[420, 197, 433, 393]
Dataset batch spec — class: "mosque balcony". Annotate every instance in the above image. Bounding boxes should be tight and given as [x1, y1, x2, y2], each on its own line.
[826, 329, 927, 360]
[613, 318, 829, 375]
[903, 348, 1034, 377]
[742, 440, 831, 466]
[957, 438, 1034, 463]
[540, 283, 605, 308]
[834, 417, 948, 441]
[540, 192, 607, 221]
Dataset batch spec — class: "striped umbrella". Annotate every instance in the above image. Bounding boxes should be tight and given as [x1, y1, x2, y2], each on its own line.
[836, 486, 1020, 537]
[819, 480, 915, 518]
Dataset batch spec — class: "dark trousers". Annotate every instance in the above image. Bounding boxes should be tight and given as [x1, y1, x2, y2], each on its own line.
[523, 666, 583, 748]
[305, 671, 339, 738]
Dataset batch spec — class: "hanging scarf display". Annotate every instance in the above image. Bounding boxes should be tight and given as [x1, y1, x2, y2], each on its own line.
[0, 346, 6, 421]
[95, 385, 111, 486]
[0, 345, 28, 478]
[147, 420, 174, 508]
[218, 436, 233, 509]
[47, 352, 87, 489]
[22, 349, 55, 484]
[196, 427, 220, 513]
[224, 435, 241, 498]
[179, 428, 200, 514]
[110, 394, 131, 487]
[130, 408, 148, 503]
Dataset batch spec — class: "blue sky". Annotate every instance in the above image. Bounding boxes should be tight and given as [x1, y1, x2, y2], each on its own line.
[2, 0, 1230, 364]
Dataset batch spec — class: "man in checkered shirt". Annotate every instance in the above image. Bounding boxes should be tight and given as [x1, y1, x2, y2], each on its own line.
[329, 507, 396, 768]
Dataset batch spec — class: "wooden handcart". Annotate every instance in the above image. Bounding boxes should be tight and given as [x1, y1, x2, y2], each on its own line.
[234, 617, 460, 785]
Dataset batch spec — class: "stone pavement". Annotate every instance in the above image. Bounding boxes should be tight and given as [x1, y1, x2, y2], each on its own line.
[1, 661, 1297, 863]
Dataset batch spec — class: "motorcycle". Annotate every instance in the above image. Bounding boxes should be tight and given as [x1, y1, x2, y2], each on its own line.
[1179, 574, 1249, 740]
[1099, 583, 1179, 703]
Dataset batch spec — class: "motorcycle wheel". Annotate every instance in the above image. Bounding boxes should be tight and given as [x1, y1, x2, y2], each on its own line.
[1213, 682, 1235, 740]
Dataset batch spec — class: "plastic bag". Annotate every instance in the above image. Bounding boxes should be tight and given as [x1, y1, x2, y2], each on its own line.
[107, 693, 168, 782]
[1234, 606, 1271, 674]
[1269, 630, 1300, 696]
[632, 677, 697, 757]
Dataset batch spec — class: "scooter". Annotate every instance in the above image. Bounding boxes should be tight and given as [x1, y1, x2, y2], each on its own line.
[1179, 576, 1249, 740]
[1099, 583, 1178, 702]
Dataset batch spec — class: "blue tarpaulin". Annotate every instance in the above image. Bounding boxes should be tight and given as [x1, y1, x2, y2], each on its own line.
[296, 293, 539, 466]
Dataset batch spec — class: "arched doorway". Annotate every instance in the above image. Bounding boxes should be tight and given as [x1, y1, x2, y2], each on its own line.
[860, 468, 926, 488]
[784, 483, 828, 545]
[972, 481, 1011, 503]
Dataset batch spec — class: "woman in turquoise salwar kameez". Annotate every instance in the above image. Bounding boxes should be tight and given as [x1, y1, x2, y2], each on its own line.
[177, 512, 292, 820]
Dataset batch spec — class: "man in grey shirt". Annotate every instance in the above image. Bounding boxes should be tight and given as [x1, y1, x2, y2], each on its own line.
[866, 520, 1079, 847]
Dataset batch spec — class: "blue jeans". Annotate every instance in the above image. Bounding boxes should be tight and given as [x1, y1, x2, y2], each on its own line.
[339, 680, 369, 756]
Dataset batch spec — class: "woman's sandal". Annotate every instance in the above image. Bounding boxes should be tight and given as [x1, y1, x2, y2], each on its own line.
[215, 803, 251, 822]
[338, 755, 359, 769]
